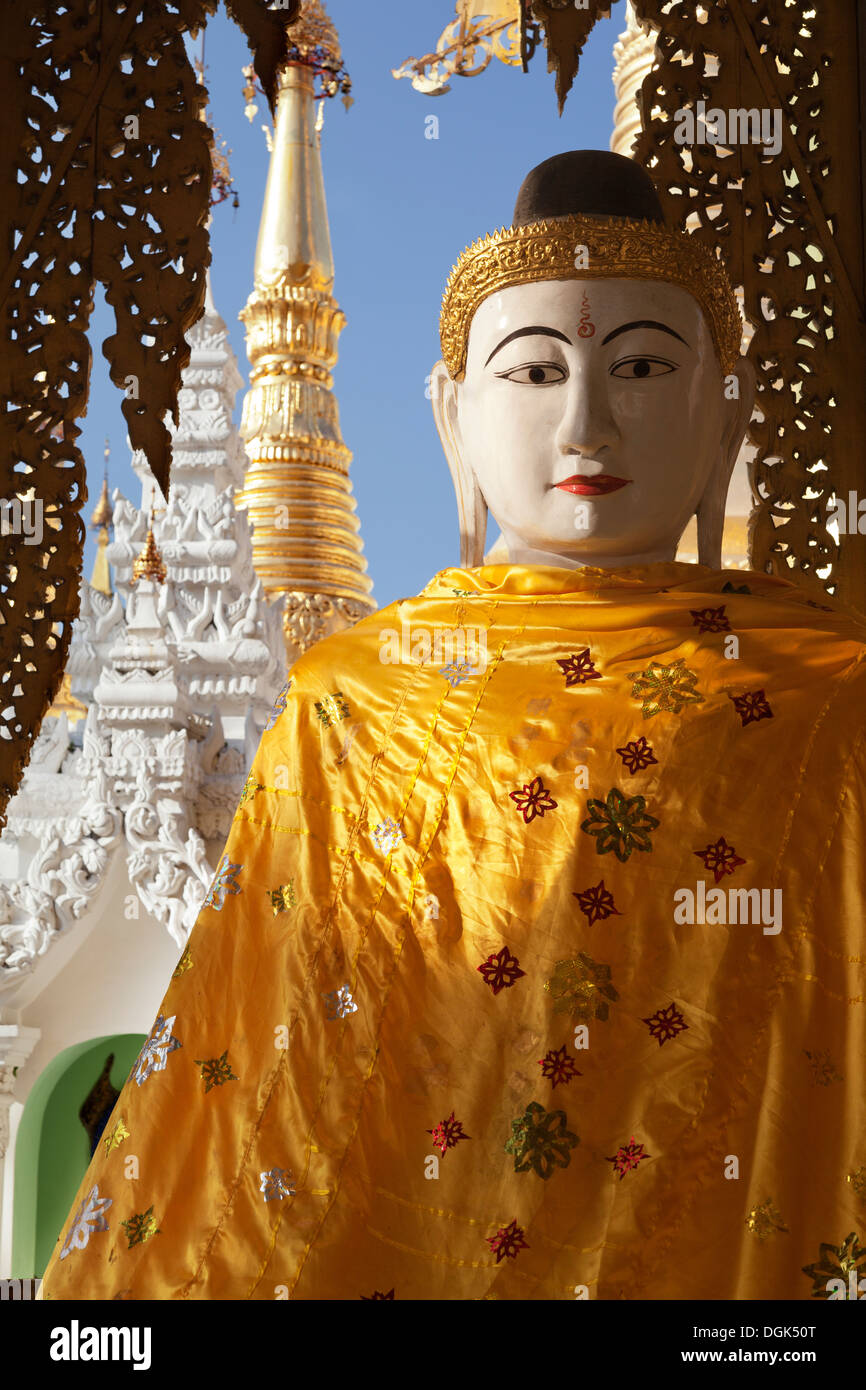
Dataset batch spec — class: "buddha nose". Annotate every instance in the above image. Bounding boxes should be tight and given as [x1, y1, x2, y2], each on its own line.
[555, 370, 619, 459]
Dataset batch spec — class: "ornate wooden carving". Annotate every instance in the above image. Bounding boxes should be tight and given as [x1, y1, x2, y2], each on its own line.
[630, 0, 866, 607]
[527, 1, 612, 112]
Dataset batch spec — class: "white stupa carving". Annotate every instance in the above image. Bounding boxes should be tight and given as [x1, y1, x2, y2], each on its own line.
[0, 282, 287, 1259]
[0, 277, 284, 995]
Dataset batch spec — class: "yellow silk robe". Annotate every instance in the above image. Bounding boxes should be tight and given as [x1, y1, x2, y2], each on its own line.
[41, 562, 866, 1301]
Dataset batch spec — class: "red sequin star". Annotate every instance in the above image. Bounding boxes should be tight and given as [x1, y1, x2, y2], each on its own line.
[729, 689, 774, 726]
[556, 649, 602, 688]
[615, 735, 658, 773]
[487, 1218, 529, 1263]
[477, 946, 526, 996]
[509, 774, 558, 824]
[427, 1111, 470, 1154]
[607, 1136, 650, 1180]
[690, 605, 731, 633]
[573, 879, 620, 926]
[642, 1002, 688, 1046]
[694, 836, 746, 883]
[538, 1044, 582, 1087]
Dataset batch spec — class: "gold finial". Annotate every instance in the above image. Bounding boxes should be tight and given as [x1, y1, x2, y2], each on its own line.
[286, 0, 344, 80]
[131, 489, 167, 586]
[90, 442, 112, 529]
[89, 439, 113, 594]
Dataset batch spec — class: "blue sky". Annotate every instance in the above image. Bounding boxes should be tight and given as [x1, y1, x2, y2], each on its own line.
[80, 0, 632, 610]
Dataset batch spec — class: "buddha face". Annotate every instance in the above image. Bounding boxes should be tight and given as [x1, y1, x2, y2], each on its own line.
[431, 277, 754, 568]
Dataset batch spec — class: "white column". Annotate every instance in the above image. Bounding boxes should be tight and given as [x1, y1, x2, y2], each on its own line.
[0, 1101, 23, 1276]
[0, 1025, 41, 1276]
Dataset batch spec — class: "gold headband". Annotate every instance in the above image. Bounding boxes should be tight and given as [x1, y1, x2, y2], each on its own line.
[439, 213, 743, 380]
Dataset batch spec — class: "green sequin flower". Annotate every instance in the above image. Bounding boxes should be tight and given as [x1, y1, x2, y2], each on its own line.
[505, 1101, 579, 1180]
[545, 953, 618, 1022]
[581, 787, 659, 861]
[629, 658, 703, 717]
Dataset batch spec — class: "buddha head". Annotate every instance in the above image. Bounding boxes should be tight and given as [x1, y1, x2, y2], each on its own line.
[430, 150, 755, 570]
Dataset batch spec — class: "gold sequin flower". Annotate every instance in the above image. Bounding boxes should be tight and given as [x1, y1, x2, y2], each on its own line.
[746, 1198, 789, 1240]
[315, 691, 350, 727]
[194, 1051, 239, 1093]
[545, 953, 618, 1022]
[505, 1101, 579, 1180]
[172, 944, 193, 979]
[629, 658, 704, 717]
[239, 769, 264, 806]
[802, 1231, 866, 1299]
[266, 881, 296, 915]
[103, 1116, 129, 1154]
[121, 1206, 161, 1249]
[581, 787, 659, 861]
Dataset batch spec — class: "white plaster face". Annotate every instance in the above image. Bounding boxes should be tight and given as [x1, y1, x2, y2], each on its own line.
[431, 277, 754, 569]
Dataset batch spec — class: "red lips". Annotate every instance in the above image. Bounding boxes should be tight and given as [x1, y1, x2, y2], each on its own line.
[554, 474, 630, 496]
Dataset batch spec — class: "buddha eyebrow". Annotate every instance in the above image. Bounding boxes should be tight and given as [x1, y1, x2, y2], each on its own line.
[601, 319, 690, 348]
[484, 325, 573, 367]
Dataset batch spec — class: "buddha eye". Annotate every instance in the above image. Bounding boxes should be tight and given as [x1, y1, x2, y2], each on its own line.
[610, 356, 676, 379]
[495, 362, 568, 386]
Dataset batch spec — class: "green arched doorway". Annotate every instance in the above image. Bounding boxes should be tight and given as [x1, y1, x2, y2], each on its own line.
[12, 1034, 145, 1278]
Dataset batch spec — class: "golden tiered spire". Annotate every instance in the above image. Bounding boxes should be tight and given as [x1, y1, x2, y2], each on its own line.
[238, 0, 374, 660]
[131, 489, 167, 586]
[89, 439, 114, 595]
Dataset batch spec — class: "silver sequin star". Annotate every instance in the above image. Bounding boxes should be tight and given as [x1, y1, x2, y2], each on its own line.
[372, 817, 405, 855]
[323, 984, 358, 1020]
[259, 1167, 296, 1202]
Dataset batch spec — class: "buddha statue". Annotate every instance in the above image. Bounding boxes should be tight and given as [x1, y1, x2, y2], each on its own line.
[41, 151, 866, 1303]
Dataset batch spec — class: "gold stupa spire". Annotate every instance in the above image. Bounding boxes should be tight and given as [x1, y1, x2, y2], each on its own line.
[131, 489, 167, 586]
[89, 439, 113, 595]
[238, 0, 374, 661]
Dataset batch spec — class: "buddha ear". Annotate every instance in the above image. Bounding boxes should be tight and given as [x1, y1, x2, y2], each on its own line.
[429, 359, 488, 567]
[696, 355, 756, 568]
